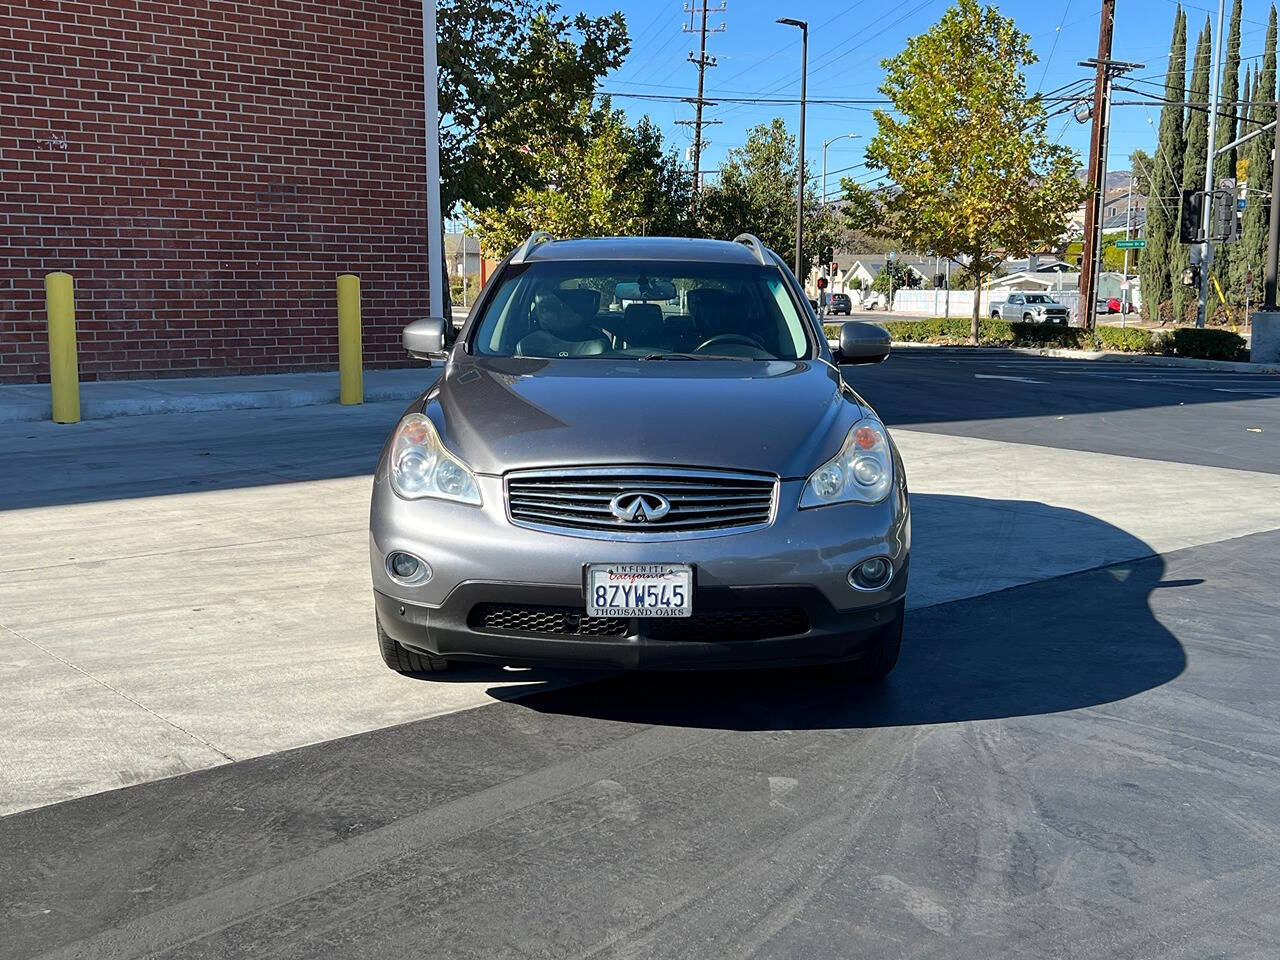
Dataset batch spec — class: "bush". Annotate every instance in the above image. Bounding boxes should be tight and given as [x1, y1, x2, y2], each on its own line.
[1157, 327, 1249, 362]
[824, 319, 1251, 363]
[1095, 326, 1156, 353]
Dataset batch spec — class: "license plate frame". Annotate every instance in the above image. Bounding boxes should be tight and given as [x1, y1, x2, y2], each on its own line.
[585, 563, 693, 618]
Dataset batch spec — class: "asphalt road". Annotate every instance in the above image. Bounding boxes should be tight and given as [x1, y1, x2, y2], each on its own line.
[3, 349, 1280, 960]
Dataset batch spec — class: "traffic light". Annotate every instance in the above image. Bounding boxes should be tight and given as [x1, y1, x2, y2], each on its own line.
[1179, 190, 1203, 243]
[816, 276, 828, 290]
[933, 273, 946, 289]
[1212, 187, 1240, 242]
[1181, 264, 1200, 287]
[821, 244, 834, 265]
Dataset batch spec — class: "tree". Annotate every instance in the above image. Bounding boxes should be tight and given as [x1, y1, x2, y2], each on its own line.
[1129, 148, 1154, 197]
[465, 102, 692, 256]
[863, 0, 1086, 341]
[437, 0, 629, 214]
[1174, 17, 1212, 324]
[1213, 0, 1243, 294]
[1141, 6, 1186, 322]
[698, 118, 822, 267]
[870, 260, 922, 295]
[1241, 7, 1278, 301]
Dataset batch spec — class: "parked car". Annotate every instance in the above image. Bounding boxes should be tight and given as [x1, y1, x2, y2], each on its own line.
[990, 292, 1071, 324]
[829, 292, 852, 316]
[370, 233, 910, 678]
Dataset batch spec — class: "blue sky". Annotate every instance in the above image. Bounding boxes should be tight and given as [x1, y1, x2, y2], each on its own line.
[575, 0, 1278, 189]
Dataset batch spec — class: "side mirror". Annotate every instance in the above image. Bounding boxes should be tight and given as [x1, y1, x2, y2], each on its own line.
[834, 321, 891, 365]
[404, 317, 449, 360]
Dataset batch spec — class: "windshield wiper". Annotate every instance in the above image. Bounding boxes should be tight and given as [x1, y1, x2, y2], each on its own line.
[640, 352, 752, 361]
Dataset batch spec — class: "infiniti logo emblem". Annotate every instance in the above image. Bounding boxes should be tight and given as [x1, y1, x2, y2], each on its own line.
[608, 492, 671, 523]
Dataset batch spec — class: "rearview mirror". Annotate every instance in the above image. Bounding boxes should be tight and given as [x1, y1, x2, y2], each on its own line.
[834, 321, 891, 365]
[404, 317, 449, 361]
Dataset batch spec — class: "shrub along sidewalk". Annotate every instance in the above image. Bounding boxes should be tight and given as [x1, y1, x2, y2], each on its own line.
[825, 318, 1251, 363]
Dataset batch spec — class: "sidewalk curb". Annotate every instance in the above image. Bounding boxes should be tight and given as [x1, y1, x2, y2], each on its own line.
[882, 341, 1280, 375]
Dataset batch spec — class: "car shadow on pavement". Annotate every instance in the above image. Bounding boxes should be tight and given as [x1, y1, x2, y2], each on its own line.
[505, 496, 1188, 731]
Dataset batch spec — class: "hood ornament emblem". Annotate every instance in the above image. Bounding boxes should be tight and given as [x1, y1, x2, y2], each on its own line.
[609, 492, 671, 523]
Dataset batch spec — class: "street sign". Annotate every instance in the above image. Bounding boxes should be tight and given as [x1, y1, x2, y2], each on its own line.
[1115, 239, 1146, 249]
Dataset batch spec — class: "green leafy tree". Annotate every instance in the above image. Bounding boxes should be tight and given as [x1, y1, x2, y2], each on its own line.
[1213, 0, 1243, 293]
[1241, 7, 1278, 300]
[1174, 17, 1212, 324]
[870, 260, 922, 294]
[698, 118, 822, 267]
[438, 0, 629, 214]
[863, 0, 1086, 340]
[1141, 7, 1186, 322]
[465, 102, 691, 256]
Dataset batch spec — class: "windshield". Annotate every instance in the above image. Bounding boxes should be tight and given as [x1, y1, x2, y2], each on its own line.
[1023, 294, 1058, 304]
[470, 259, 814, 360]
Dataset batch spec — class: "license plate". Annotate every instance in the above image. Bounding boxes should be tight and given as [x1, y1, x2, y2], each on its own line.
[586, 563, 692, 618]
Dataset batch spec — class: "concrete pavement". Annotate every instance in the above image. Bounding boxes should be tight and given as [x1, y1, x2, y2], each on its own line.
[3, 349, 1280, 958]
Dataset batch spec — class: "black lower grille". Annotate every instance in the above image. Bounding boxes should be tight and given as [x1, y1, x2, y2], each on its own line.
[648, 607, 809, 643]
[470, 604, 629, 637]
[469, 603, 809, 643]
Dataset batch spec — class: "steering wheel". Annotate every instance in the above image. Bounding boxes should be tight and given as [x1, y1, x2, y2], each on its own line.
[695, 333, 765, 352]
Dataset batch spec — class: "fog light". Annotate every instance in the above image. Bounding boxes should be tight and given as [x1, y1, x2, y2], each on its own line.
[387, 551, 431, 585]
[850, 557, 892, 591]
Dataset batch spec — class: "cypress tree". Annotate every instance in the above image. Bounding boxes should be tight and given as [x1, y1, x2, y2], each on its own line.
[1213, 0, 1243, 296]
[1142, 6, 1187, 320]
[1241, 6, 1278, 300]
[1174, 16, 1211, 324]
[1230, 64, 1254, 295]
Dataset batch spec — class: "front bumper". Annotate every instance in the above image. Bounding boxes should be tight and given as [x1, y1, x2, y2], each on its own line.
[370, 458, 910, 669]
[374, 577, 906, 670]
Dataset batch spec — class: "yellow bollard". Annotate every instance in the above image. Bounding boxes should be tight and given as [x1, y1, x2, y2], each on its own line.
[337, 274, 363, 405]
[45, 272, 80, 424]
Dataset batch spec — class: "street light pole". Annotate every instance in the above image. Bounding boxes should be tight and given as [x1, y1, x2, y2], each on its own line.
[821, 133, 859, 206]
[778, 18, 808, 282]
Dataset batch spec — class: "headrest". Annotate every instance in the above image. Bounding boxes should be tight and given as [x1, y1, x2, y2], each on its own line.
[556, 288, 601, 324]
[620, 302, 664, 345]
[530, 291, 584, 338]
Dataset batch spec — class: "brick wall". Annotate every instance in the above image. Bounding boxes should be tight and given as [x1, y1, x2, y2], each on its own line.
[0, 0, 429, 384]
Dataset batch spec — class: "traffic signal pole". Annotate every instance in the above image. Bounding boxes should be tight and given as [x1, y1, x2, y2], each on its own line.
[1267, 114, 1280, 309]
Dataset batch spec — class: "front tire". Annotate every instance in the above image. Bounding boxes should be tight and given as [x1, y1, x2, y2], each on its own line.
[990, 311, 1001, 320]
[834, 602, 903, 683]
[377, 616, 449, 674]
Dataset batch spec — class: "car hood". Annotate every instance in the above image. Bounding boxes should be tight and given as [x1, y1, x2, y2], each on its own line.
[423, 356, 871, 478]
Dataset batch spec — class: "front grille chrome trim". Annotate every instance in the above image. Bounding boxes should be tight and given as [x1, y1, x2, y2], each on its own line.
[504, 466, 780, 540]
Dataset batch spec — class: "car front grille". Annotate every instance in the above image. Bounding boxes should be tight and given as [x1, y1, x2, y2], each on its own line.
[470, 603, 629, 637]
[648, 607, 810, 642]
[467, 603, 809, 643]
[505, 468, 777, 538]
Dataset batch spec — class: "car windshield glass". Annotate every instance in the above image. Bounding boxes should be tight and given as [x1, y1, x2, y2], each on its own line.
[471, 259, 813, 360]
[1024, 294, 1056, 303]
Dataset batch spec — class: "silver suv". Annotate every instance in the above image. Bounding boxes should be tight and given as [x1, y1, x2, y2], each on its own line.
[369, 234, 910, 678]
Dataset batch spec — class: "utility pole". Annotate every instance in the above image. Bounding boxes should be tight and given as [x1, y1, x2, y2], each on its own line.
[1197, 0, 1228, 328]
[680, 2, 725, 215]
[1077, 0, 1115, 330]
[1077, 46, 1141, 329]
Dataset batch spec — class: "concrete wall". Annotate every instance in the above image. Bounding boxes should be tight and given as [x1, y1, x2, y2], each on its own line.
[1, 0, 429, 383]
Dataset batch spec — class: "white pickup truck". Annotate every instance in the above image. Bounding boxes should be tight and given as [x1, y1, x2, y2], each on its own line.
[989, 292, 1071, 325]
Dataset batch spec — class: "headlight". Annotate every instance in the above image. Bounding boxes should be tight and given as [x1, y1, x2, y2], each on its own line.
[389, 413, 481, 505]
[800, 418, 893, 508]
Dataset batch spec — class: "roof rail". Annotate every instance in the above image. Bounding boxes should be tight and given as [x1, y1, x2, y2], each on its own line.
[510, 231, 554, 264]
[732, 233, 769, 266]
